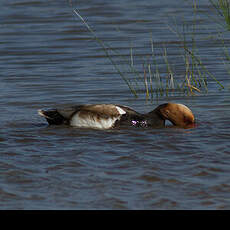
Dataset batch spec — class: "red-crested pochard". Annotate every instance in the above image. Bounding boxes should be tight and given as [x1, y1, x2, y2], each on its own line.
[38, 103, 195, 129]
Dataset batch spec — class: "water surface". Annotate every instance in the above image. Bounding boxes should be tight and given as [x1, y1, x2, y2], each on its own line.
[1, 0, 230, 209]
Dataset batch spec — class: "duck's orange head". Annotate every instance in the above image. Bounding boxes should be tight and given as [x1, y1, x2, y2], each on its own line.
[157, 103, 195, 128]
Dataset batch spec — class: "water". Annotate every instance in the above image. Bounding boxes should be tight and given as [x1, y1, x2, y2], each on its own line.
[1, 0, 230, 209]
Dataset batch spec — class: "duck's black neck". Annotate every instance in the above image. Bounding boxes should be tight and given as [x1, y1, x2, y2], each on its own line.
[144, 109, 165, 128]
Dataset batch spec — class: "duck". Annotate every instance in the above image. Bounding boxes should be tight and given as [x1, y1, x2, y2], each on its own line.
[38, 103, 195, 129]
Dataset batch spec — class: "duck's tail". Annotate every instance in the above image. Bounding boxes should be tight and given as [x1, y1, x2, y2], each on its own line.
[38, 109, 66, 125]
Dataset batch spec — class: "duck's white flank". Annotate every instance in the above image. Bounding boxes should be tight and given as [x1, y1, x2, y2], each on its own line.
[38, 110, 44, 117]
[70, 106, 126, 129]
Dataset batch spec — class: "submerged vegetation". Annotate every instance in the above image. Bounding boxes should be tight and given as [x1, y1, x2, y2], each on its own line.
[73, 0, 230, 100]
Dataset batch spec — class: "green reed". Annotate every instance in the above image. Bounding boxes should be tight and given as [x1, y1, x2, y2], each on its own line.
[73, 3, 225, 101]
[208, 0, 230, 85]
[168, 0, 224, 91]
[209, 0, 230, 31]
[73, 9, 138, 97]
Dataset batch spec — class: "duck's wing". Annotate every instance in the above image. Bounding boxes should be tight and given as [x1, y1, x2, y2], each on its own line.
[69, 104, 133, 129]
[80, 104, 136, 116]
[115, 104, 140, 115]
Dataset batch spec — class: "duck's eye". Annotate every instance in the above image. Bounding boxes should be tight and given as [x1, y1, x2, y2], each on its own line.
[165, 109, 170, 115]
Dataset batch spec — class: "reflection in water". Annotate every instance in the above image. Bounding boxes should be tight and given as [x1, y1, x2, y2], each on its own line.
[1, 0, 230, 209]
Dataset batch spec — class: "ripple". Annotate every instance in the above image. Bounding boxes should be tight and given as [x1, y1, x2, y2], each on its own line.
[1, 0, 230, 210]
